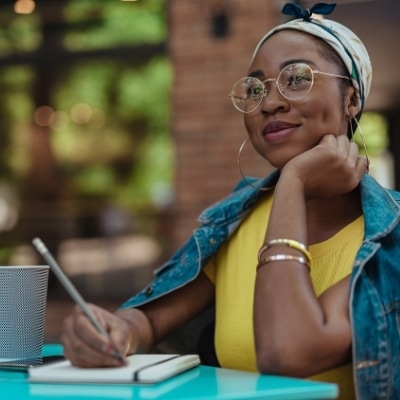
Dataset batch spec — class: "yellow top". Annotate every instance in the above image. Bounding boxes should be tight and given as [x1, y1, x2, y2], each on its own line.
[203, 193, 364, 400]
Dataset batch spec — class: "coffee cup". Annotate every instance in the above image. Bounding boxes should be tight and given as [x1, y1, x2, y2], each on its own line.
[0, 265, 49, 364]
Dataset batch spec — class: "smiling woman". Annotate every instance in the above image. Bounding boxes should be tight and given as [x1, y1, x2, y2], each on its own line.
[243, 29, 357, 168]
[58, 3, 400, 400]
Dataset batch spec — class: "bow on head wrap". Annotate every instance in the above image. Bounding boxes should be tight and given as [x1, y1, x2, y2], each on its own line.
[251, 3, 372, 110]
[282, 3, 336, 21]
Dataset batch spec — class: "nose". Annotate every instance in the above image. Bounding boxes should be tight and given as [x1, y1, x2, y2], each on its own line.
[259, 79, 289, 114]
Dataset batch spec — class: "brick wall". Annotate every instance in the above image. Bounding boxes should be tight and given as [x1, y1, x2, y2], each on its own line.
[167, 0, 284, 249]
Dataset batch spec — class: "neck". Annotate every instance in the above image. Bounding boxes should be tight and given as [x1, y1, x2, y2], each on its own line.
[306, 188, 362, 245]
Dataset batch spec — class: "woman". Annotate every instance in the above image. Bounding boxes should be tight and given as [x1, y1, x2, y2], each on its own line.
[61, 3, 400, 399]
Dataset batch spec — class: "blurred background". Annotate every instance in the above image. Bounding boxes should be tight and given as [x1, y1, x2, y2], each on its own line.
[0, 0, 399, 342]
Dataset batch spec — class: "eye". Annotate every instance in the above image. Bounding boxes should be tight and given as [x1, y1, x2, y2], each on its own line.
[246, 79, 264, 99]
[281, 64, 313, 91]
[287, 71, 311, 88]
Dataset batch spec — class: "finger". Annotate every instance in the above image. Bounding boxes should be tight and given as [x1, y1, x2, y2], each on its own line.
[355, 156, 369, 176]
[61, 309, 123, 367]
[319, 134, 337, 147]
[72, 306, 109, 345]
[62, 331, 122, 368]
[336, 135, 351, 155]
[348, 142, 360, 165]
[88, 305, 130, 358]
[335, 137, 362, 174]
[107, 319, 132, 357]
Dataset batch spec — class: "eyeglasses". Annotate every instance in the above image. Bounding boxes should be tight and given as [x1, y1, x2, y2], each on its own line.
[229, 62, 350, 113]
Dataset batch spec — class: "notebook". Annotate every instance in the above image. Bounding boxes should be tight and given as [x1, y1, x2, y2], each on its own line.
[28, 353, 200, 384]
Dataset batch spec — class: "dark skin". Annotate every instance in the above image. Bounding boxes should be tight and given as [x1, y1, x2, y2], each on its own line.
[61, 273, 214, 367]
[61, 30, 368, 377]
[247, 31, 366, 376]
[254, 136, 363, 376]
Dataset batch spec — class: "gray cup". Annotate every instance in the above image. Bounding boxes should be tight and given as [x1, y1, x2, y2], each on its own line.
[0, 265, 49, 364]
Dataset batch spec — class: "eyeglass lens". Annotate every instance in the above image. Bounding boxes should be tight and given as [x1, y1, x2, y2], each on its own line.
[230, 63, 314, 113]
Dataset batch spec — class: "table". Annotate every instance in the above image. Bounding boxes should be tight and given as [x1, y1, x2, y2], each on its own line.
[0, 344, 339, 400]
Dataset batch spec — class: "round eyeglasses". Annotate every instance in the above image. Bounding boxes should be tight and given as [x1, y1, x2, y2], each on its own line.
[229, 62, 350, 113]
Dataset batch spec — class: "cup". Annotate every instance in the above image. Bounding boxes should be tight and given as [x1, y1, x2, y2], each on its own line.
[0, 265, 49, 364]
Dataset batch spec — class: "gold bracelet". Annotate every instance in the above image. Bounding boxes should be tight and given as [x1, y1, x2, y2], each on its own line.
[258, 238, 312, 264]
[256, 254, 310, 271]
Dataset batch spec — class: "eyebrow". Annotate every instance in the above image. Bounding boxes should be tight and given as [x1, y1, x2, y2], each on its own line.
[248, 59, 318, 78]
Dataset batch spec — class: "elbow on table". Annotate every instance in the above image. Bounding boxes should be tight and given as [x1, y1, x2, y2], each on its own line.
[255, 344, 309, 378]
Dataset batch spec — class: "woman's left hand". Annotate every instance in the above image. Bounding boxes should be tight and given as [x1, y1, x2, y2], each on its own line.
[281, 134, 368, 200]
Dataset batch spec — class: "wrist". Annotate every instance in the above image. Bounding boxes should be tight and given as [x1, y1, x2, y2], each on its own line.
[115, 308, 155, 354]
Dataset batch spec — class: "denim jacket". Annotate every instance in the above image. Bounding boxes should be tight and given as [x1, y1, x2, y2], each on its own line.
[121, 170, 400, 400]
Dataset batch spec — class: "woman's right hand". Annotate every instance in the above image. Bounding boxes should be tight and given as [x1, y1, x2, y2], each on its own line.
[281, 134, 368, 200]
[60, 304, 135, 368]
[60, 272, 215, 368]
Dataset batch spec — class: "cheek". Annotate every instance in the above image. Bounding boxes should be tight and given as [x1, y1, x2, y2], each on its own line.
[243, 114, 258, 138]
[303, 96, 345, 134]
[243, 114, 267, 154]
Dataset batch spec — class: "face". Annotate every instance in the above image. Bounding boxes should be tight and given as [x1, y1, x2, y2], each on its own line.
[244, 30, 353, 169]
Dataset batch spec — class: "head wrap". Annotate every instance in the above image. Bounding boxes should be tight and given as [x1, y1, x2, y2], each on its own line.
[251, 3, 372, 111]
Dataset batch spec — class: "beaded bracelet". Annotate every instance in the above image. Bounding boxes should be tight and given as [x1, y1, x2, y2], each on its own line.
[258, 238, 312, 264]
[256, 254, 310, 271]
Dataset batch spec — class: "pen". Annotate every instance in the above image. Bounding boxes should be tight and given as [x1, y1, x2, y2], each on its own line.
[32, 237, 124, 363]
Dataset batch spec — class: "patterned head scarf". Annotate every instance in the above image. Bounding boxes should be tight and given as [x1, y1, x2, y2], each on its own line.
[252, 3, 372, 111]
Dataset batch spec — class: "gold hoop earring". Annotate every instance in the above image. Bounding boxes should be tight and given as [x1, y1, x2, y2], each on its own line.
[350, 117, 370, 174]
[237, 138, 274, 191]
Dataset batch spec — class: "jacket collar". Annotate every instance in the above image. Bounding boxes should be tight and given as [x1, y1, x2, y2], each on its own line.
[198, 171, 400, 242]
[198, 170, 279, 227]
[360, 174, 400, 241]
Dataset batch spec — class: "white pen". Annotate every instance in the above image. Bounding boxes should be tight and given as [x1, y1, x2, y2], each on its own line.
[32, 237, 124, 363]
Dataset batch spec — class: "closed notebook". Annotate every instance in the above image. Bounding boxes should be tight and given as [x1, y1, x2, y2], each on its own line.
[28, 354, 200, 384]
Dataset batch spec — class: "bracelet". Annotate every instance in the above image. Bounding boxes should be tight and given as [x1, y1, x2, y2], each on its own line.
[258, 238, 312, 264]
[257, 254, 310, 271]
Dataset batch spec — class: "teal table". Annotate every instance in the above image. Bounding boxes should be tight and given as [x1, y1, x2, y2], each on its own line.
[0, 344, 339, 399]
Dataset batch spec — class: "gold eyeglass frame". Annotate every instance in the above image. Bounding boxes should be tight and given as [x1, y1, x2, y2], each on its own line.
[229, 62, 350, 113]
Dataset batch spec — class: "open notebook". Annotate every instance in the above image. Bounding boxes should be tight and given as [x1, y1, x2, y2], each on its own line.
[28, 354, 200, 384]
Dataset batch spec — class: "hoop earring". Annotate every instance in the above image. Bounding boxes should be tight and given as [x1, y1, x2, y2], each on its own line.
[350, 117, 370, 174]
[237, 138, 274, 191]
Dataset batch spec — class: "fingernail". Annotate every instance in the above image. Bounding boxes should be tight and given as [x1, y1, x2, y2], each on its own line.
[101, 343, 114, 354]
[113, 353, 125, 365]
[101, 344, 125, 365]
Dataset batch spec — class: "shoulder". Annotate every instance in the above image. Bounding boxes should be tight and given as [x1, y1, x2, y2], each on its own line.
[361, 174, 400, 202]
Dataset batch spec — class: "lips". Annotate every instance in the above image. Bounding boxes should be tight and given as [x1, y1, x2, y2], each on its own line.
[264, 120, 299, 135]
[261, 120, 299, 144]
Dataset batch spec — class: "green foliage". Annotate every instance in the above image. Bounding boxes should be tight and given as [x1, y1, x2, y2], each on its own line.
[0, 66, 35, 179]
[114, 131, 174, 209]
[0, 0, 171, 212]
[0, 13, 41, 55]
[0, 246, 15, 264]
[0, 66, 34, 119]
[116, 58, 171, 128]
[51, 55, 172, 207]
[355, 112, 389, 157]
[73, 164, 115, 197]
[63, 0, 166, 50]
[55, 60, 117, 109]
[50, 0, 171, 208]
